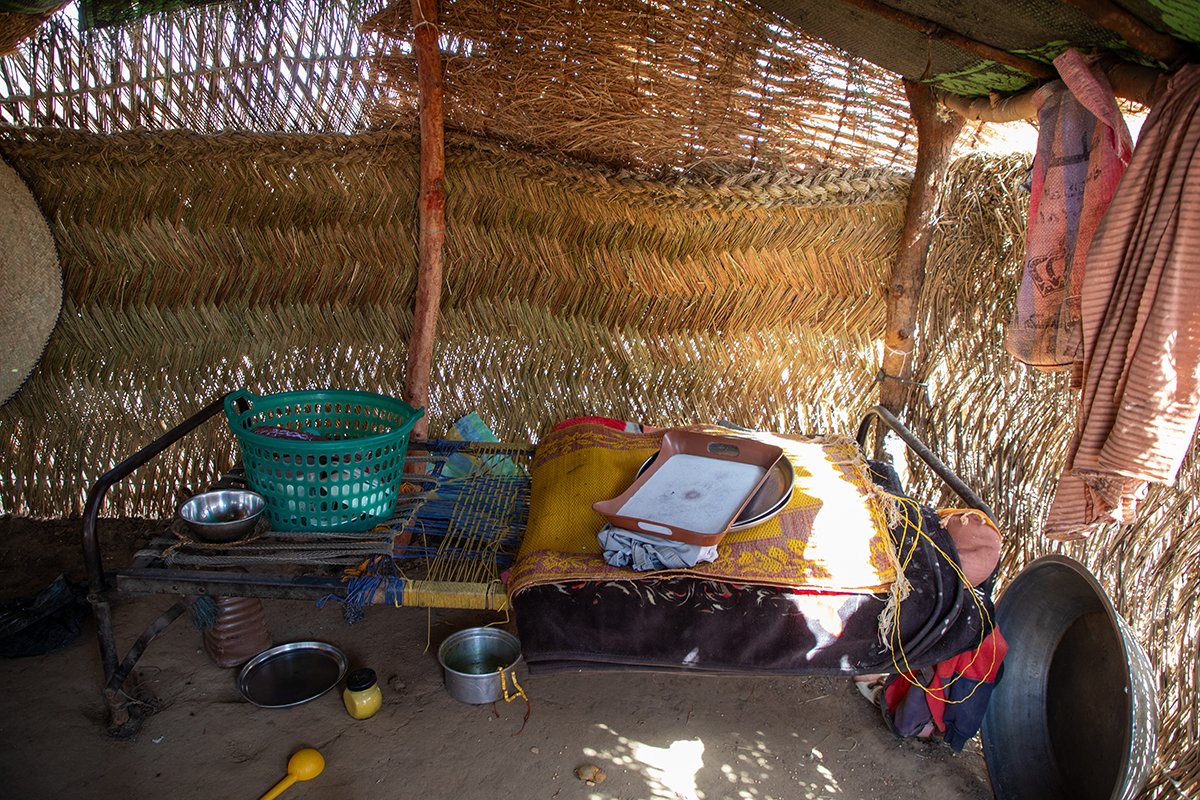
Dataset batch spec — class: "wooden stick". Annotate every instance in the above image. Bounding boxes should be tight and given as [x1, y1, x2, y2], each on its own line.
[835, 0, 1056, 79]
[877, 79, 964, 437]
[1059, 0, 1189, 67]
[939, 89, 1040, 124]
[940, 57, 1166, 123]
[404, 0, 446, 442]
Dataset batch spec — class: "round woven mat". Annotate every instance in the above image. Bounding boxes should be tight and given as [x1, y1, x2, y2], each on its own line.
[0, 154, 61, 408]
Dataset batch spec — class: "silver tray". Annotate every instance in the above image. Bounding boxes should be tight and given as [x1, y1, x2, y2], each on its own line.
[237, 641, 347, 708]
[637, 450, 794, 531]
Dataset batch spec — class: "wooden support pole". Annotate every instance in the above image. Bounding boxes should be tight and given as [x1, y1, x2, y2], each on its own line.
[877, 80, 965, 440]
[404, 0, 445, 442]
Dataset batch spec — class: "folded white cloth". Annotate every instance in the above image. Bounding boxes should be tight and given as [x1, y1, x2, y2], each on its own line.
[597, 524, 719, 571]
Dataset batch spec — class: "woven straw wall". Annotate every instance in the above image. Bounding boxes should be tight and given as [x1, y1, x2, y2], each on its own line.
[0, 126, 906, 518]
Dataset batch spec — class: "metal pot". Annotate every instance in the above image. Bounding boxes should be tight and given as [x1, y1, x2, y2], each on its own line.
[437, 627, 522, 704]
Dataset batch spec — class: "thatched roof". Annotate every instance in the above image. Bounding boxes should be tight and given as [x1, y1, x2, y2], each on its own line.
[0, 0, 940, 176]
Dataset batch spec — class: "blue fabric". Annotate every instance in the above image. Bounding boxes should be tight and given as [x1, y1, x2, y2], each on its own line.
[883, 669, 936, 738]
[881, 631, 1007, 752]
[942, 666, 1003, 751]
[598, 525, 719, 571]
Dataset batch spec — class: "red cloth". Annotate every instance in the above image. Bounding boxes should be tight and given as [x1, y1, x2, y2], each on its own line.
[882, 628, 1008, 751]
[1007, 49, 1132, 371]
[549, 416, 652, 433]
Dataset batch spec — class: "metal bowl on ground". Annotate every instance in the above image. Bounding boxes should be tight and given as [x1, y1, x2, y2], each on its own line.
[981, 555, 1158, 800]
[438, 627, 523, 704]
[178, 489, 265, 543]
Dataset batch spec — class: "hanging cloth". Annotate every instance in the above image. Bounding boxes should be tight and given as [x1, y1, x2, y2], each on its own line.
[1007, 49, 1133, 371]
[1045, 63, 1200, 540]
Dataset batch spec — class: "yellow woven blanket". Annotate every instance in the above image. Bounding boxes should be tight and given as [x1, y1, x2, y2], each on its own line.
[507, 423, 899, 596]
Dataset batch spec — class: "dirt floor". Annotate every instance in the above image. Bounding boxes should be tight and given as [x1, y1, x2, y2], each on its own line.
[0, 516, 995, 800]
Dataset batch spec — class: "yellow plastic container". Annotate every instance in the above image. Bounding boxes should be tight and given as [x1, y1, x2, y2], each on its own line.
[342, 668, 382, 720]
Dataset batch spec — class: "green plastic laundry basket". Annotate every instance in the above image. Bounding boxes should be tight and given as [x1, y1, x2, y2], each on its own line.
[224, 389, 424, 532]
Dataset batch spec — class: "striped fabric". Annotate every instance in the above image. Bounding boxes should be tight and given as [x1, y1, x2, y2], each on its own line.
[1045, 64, 1200, 540]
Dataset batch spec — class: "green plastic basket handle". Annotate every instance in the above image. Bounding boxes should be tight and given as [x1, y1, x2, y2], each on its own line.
[224, 389, 261, 425]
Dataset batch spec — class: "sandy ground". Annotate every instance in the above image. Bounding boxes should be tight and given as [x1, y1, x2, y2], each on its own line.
[0, 516, 995, 800]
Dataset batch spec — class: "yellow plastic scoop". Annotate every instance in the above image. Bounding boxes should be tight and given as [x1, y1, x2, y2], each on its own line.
[257, 749, 324, 800]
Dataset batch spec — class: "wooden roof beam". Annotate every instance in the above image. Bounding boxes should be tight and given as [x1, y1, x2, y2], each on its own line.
[835, 0, 1057, 78]
[940, 57, 1164, 122]
[1058, 0, 1190, 67]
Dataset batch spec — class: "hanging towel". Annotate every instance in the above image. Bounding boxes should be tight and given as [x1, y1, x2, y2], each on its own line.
[1045, 63, 1200, 540]
[1007, 49, 1133, 371]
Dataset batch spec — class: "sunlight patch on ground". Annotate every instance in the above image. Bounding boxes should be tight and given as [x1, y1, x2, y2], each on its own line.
[630, 737, 706, 799]
[581, 722, 858, 800]
[719, 732, 780, 799]
[585, 723, 706, 800]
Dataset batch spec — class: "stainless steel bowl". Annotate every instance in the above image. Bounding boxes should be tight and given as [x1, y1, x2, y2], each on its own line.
[178, 489, 266, 542]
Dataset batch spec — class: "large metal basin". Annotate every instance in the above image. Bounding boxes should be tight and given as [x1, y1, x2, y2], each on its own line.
[982, 555, 1157, 800]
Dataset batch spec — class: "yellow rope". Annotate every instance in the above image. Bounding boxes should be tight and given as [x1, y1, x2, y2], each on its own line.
[401, 580, 509, 610]
[882, 494, 998, 705]
[499, 666, 532, 736]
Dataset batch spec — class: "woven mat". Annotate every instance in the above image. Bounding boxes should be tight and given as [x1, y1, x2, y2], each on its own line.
[507, 423, 899, 596]
[0, 155, 60, 407]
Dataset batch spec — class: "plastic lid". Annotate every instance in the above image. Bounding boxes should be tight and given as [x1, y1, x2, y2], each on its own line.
[345, 668, 377, 692]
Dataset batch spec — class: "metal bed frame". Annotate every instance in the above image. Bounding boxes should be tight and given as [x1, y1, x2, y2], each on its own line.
[81, 398, 990, 735]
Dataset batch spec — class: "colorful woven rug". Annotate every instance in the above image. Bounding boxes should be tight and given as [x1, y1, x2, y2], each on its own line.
[507, 423, 899, 596]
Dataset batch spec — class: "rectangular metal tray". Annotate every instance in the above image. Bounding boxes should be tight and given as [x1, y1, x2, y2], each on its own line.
[592, 429, 784, 546]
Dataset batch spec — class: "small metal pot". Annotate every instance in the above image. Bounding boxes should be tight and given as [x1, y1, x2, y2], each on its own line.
[438, 627, 522, 704]
[179, 489, 265, 542]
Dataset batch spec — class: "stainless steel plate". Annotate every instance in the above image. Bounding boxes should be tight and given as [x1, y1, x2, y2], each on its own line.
[237, 641, 347, 708]
[637, 451, 794, 531]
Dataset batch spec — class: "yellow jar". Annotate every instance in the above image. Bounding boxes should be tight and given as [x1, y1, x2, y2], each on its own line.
[342, 668, 383, 720]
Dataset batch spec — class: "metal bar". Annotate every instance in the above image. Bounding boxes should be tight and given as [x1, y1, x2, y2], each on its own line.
[114, 568, 347, 600]
[104, 596, 199, 732]
[81, 392, 231, 682]
[855, 405, 997, 523]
